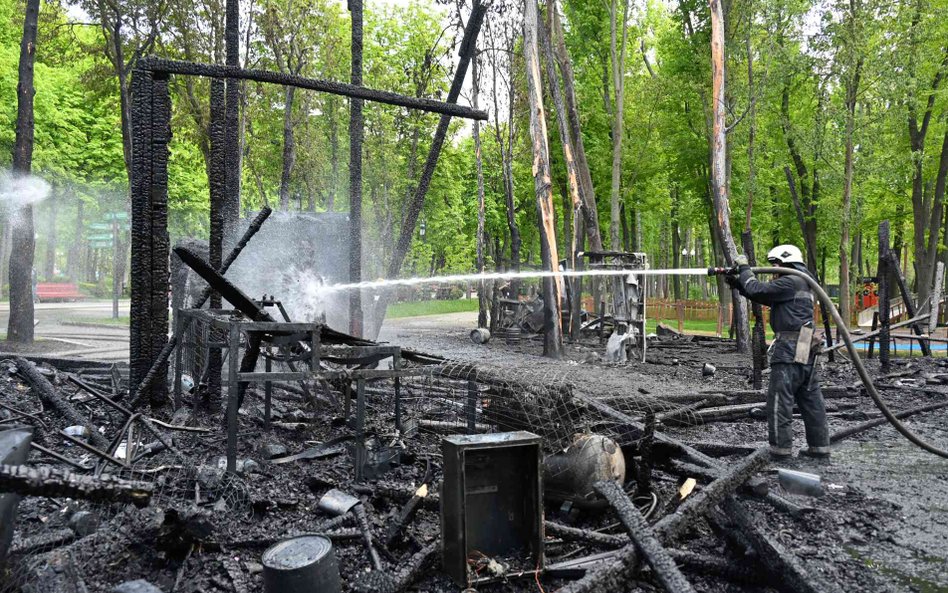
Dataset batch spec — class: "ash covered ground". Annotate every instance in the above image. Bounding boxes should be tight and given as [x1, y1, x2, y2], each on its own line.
[0, 312, 945, 593]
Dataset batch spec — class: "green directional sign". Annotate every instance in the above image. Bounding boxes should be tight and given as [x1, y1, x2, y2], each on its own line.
[104, 212, 128, 221]
[88, 233, 113, 241]
[90, 240, 114, 249]
[87, 223, 111, 231]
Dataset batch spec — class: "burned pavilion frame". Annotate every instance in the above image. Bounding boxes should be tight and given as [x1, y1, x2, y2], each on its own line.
[129, 8, 487, 404]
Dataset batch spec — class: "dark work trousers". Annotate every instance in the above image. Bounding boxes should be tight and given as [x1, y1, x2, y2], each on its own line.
[767, 362, 830, 455]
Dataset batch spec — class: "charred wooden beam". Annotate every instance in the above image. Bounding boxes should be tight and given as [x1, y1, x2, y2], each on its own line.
[139, 58, 487, 121]
[722, 497, 843, 593]
[14, 358, 109, 450]
[595, 480, 696, 593]
[546, 520, 627, 548]
[556, 448, 768, 593]
[667, 550, 765, 585]
[830, 400, 948, 442]
[9, 527, 74, 556]
[0, 464, 152, 507]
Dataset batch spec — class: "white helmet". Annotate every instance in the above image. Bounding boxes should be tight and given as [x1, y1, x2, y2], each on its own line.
[766, 244, 805, 265]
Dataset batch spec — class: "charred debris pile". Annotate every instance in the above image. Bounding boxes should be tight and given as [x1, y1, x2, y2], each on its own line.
[1, 226, 946, 592]
[1, 305, 945, 592]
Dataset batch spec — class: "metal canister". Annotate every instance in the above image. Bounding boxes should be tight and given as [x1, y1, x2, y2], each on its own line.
[262, 536, 341, 593]
[470, 328, 491, 344]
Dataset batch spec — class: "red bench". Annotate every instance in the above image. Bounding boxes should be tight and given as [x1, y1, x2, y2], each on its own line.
[36, 282, 83, 302]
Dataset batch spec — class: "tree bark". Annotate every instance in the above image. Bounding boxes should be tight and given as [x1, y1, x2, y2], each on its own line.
[608, 0, 630, 249]
[524, 0, 563, 358]
[709, 0, 748, 352]
[348, 0, 364, 337]
[551, 6, 602, 252]
[539, 7, 581, 269]
[490, 17, 521, 290]
[473, 50, 488, 330]
[279, 86, 298, 210]
[8, 0, 40, 343]
[840, 53, 862, 328]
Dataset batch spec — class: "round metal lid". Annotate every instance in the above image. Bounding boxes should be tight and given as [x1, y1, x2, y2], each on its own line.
[262, 536, 333, 570]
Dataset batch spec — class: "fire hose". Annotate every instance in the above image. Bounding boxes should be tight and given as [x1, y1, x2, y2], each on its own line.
[709, 265, 948, 459]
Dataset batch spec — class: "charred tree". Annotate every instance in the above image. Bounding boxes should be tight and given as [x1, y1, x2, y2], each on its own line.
[709, 0, 749, 353]
[608, 0, 630, 249]
[550, 6, 602, 252]
[539, 6, 581, 268]
[7, 0, 40, 344]
[524, 0, 564, 358]
[473, 49, 488, 330]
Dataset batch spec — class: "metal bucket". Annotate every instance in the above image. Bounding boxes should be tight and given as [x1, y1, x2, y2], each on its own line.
[262, 535, 342, 593]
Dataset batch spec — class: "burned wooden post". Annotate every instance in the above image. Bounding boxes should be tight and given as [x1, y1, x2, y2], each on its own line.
[208, 79, 226, 397]
[878, 221, 891, 371]
[14, 358, 109, 450]
[886, 251, 931, 355]
[130, 68, 172, 406]
[378, 0, 487, 335]
[0, 465, 152, 506]
[223, 0, 241, 229]
[348, 0, 365, 337]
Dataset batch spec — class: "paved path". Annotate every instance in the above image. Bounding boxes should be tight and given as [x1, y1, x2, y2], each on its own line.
[0, 300, 131, 361]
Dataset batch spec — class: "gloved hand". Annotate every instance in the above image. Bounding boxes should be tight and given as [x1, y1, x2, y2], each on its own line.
[734, 254, 749, 268]
[724, 274, 741, 290]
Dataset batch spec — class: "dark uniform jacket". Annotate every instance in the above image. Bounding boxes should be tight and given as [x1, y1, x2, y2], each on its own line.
[734, 264, 815, 364]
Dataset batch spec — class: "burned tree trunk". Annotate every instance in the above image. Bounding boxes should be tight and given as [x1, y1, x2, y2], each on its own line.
[608, 0, 630, 250]
[539, 7, 581, 269]
[7, 0, 40, 344]
[709, 0, 749, 353]
[473, 50, 488, 330]
[551, 6, 602, 252]
[524, 0, 564, 358]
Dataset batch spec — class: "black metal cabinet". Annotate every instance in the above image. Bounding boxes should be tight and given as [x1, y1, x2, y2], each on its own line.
[441, 432, 543, 586]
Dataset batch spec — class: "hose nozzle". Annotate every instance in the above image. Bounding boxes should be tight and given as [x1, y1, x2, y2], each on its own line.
[707, 266, 738, 276]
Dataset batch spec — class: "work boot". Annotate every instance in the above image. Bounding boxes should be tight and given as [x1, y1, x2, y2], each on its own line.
[798, 447, 831, 460]
[769, 446, 793, 460]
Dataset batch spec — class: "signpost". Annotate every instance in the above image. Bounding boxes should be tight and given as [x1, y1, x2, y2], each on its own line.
[86, 212, 129, 320]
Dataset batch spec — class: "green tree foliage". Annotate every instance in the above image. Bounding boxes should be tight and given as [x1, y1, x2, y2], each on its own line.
[2, 0, 946, 311]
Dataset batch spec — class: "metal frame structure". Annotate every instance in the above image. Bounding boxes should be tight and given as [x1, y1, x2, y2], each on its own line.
[583, 251, 649, 362]
[129, 3, 487, 403]
[174, 308, 441, 475]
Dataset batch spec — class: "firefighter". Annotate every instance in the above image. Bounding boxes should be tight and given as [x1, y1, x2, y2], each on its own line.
[726, 245, 831, 459]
